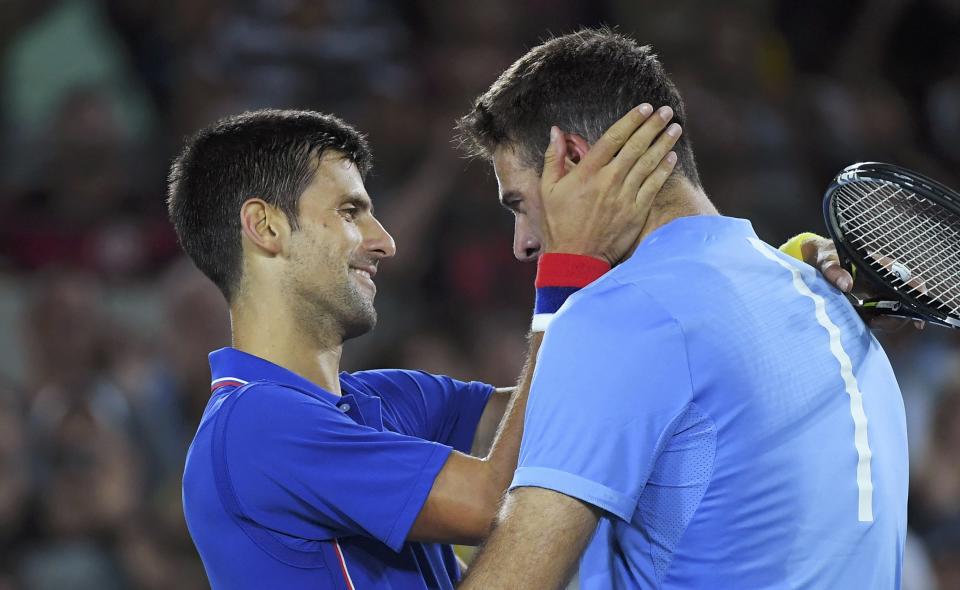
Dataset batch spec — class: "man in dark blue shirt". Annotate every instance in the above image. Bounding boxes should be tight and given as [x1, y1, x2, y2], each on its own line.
[168, 107, 681, 588]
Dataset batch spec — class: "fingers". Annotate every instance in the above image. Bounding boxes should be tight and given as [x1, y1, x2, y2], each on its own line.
[799, 237, 826, 267]
[618, 119, 681, 200]
[608, 106, 676, 182]
[540, 126, 567, 188]
[801, 237, 853, 292]
[579, 104, 655, 172]
[823, 264, 854, 293]
[632, 151, 678, 211]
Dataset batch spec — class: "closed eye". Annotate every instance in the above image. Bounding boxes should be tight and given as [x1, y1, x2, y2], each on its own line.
[501, 200, 523, 215]
[500, 191, 524, 215]
[339, 205, 360, 221]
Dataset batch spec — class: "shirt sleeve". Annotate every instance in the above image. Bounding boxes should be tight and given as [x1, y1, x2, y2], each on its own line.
[221, 384, 451, 552]
[511, 281, 694, 522]
[351, 370, 494, 453]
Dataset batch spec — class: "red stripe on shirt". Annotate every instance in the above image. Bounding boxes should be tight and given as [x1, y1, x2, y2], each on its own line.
[210, 380, 246, 392]
[333, 540, 356, 590]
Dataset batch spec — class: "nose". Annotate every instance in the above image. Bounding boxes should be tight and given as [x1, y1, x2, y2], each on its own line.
[513, 217, 541, 262]
[365, 215, 397, 259]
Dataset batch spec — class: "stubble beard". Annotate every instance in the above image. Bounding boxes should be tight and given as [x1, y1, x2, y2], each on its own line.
[338, 276, 377, 341]
[289, 270, 376, 345]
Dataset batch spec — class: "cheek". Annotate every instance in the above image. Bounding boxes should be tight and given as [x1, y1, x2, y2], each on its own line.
[305, 218, 361, 253]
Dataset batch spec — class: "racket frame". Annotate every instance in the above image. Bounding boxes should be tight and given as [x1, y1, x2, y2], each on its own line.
[823, 161, 960, 329]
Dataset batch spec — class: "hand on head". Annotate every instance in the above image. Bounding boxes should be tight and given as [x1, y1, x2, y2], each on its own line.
[537, 104, 681, 265]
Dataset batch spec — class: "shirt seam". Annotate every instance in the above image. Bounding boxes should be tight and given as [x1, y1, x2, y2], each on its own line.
[652, 403, 718, 587]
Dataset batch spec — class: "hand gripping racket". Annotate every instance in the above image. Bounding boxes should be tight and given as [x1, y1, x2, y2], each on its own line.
[823, 162, 960, 329]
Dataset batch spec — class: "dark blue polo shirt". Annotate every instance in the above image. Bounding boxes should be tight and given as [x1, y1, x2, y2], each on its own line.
[182, 348, 493, 589]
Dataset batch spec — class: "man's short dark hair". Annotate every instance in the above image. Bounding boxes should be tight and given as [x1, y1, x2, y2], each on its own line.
[167, 109, 372, 301]
[458, 28, 701, 187]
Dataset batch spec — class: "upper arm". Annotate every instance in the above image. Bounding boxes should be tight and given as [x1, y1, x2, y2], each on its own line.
[459, 487, 600, 590]
[224, 386, 451, 551]
[471, 387, 513, 457]
[407, 451, 500, 546]
[513, 284, 693, 519]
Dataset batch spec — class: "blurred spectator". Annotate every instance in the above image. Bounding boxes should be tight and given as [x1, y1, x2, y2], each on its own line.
[1, 0, 153, 140]
[0, 391, 31, 587]
[912, 372, 960, 526]
[20, 269, 114, 393]
[925, 513, 960, 590]
[126, 259, 229, 482]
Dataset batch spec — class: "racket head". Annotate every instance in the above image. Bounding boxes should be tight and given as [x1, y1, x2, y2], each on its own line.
[823, 162, 960, 329]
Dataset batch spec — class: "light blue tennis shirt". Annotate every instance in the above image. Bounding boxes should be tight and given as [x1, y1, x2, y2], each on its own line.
[513, 215, 908, 589]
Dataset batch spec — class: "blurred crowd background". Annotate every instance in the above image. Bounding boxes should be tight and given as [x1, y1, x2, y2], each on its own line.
[0, 0, 958, 588]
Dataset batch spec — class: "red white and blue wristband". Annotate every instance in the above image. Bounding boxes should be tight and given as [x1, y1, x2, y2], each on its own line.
[532, 253, 610, 332]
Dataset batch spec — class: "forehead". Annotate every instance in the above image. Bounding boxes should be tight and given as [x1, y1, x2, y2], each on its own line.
[492, 146, 540, 201]
[300, 151, 369, 209]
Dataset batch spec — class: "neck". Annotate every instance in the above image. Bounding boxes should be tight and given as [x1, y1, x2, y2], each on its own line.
[625, 177, 718, 260]
[229, 289, 344, 396]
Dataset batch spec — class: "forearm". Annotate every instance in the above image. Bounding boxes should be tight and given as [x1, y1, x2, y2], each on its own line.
[480, 332, 543, 493]
[459, 487, 600, 589]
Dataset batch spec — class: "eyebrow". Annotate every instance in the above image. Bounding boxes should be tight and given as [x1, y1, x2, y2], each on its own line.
[339, 192, 374, 214]
[500, 190, 524, 211]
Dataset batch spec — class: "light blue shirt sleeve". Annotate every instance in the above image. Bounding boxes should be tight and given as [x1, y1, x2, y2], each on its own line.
[511, 280, 694, 521]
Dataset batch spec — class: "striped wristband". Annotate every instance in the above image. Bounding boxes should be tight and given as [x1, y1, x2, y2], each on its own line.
[532, 253, 611, 332]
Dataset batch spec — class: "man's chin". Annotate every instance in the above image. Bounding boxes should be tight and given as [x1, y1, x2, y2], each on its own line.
[341, 311, 376, 341]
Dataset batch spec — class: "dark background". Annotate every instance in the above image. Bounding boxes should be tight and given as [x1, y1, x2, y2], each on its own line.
[0, 0, 958, 588]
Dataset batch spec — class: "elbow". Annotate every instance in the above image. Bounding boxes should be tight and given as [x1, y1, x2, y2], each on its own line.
[475, 462, 509, 538]
[458, 462, 505, 545]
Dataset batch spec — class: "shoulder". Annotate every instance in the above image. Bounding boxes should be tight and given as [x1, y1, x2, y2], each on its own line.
[543, 277, 692, 384]
[222, 381, 343, 436]
[346, 369, 490, 399]
[554, 274, 682, 337]
[344, 369, 434, 398]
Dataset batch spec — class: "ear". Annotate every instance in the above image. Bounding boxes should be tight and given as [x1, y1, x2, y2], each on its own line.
[240, 199, 289, 256]
[562, 132, 590, 171]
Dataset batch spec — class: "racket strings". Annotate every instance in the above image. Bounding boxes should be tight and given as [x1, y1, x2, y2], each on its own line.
[839, 186, 954, 278]
[859, 193, 960, 285]
[839, 184, 960, 301]
[835, 181, 960, 318]
[838, 183, 960, 313]
[841, 183, 960, 256]
[848, 186, 960, 287]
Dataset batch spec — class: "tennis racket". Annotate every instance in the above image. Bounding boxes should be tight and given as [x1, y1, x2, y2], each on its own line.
[823, 162, 960, 329]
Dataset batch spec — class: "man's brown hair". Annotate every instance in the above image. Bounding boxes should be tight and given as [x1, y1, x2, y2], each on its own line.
[458, 27, 700, 187]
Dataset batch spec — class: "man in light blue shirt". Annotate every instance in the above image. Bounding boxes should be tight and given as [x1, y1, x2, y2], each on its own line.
[459, 29, 908, 589]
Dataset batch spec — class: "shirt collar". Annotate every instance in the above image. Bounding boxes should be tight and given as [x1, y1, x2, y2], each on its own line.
[208, 347, 337, 399]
